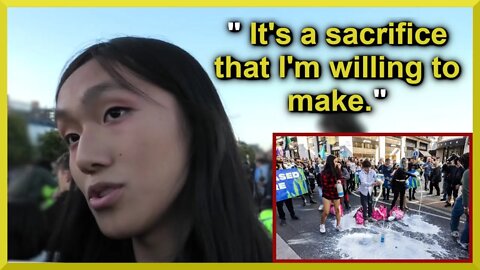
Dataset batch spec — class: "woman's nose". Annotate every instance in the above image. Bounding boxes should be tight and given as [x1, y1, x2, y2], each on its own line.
[74, 129, 113, 175]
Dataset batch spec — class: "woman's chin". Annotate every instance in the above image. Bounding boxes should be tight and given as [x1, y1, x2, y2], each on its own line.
[99, 225, 134, 239]
[95, 217, 137, 239]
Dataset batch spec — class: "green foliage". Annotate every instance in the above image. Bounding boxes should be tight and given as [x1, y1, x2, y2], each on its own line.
[8, 114, 33, 168]
[37, 130, 68, 163]
[238, 141, 256, 166]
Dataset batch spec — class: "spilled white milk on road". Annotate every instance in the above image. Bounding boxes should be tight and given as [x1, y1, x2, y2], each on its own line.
[331, 210, 448, 259]
[401, 214, 440, 234]
[287, 232, 319, 245]
[336, 230, 448, 259]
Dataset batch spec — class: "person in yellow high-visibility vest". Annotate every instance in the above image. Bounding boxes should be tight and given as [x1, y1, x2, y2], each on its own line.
[258, 208, 272, 236]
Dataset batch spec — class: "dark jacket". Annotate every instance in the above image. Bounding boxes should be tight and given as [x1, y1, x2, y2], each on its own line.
[379, 164, 393, 179]
[392, 168, 416, 185]
[452, 166, 465, 186]
[444, 164, 457, 184]
[431, 166, 442, 183]
[341, 167, 350, 181]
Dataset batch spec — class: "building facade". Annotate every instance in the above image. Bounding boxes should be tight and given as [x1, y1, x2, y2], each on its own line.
[435, 136, 468, 162]
[276, 136, 464, 164]
[8, 97, 55, 145]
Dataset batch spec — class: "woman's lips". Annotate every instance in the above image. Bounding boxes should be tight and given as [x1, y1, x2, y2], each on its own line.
[87, 182, 124, 211]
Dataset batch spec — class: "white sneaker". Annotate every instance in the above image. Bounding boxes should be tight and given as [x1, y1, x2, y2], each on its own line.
[319, 224, 326, 234]
[336, 225, 342, 232]
[451, 231, 460, 238]
[318, 205, 324, 211]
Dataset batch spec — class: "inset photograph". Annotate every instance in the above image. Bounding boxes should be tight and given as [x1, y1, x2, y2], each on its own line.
[274, 134, 471, 261]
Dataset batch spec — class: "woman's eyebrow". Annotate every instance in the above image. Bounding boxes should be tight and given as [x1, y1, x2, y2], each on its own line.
[82, 81, 166, 109]
[54, 109, 74, 125]
[81, 81, 129, 107]
[55, 81, 130, 124]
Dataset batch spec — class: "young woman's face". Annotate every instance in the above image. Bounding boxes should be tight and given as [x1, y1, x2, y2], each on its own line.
[56, 59, 189, 239]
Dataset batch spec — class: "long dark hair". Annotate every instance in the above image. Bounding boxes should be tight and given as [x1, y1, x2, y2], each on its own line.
[49, 37, 271, 262]
[322, 155, 338, 180]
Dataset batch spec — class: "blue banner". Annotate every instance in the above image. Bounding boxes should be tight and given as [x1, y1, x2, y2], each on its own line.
[276, 168, 309, 202]
[319, 144, 326, 160]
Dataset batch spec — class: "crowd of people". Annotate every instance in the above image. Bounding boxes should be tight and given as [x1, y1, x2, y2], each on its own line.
[276, 152, 470, 251]
[10, 147, 274, 262]
[8, 153, 72, 261]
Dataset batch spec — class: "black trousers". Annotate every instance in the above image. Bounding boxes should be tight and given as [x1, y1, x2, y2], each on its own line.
[383, 187, 390, 200]
[349, 173, 356, 191]
[391, 182, 406, 210]
[430, 181, 440, 195]
[408, 188, 416, 200]
[276, 198, 296, 220]
[360, 193, 373, 220]
[342, 180, 350, 208]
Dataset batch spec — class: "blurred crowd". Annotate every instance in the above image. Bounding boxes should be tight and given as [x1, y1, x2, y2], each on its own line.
[275, 152, 470, 250]
[9, 144, 273, 261]
[8, 152, 71, 261]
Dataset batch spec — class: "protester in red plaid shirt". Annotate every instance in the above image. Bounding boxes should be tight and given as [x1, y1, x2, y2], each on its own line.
[319, 155, 345, 234]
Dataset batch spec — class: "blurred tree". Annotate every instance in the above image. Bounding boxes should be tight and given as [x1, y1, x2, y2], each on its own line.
[37, 130, 68, 163]
[8, 114, 33, 169]
[238, 141, 256, 166]
[237, 141, 256, 196]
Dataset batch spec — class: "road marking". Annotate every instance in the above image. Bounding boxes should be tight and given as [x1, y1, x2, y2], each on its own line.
[276, 234, 301, 259]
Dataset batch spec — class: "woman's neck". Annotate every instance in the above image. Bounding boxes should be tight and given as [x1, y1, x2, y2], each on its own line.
[132, 220, 192, 261]
[132, 191, 193, 262]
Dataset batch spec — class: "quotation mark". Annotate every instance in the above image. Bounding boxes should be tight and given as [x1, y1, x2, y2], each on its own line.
[228, 21, 241, 32]
[373, 88, 387, 99]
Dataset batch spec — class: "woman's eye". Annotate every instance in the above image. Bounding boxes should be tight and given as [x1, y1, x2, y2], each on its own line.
[64, 134, 80, 146]
[104, 107, 130, 122]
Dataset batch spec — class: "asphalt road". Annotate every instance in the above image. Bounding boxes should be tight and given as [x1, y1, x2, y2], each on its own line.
[276, 186, 470, 260]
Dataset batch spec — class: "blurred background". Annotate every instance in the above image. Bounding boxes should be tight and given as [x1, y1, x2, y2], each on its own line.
[7, 98, 273, 261]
